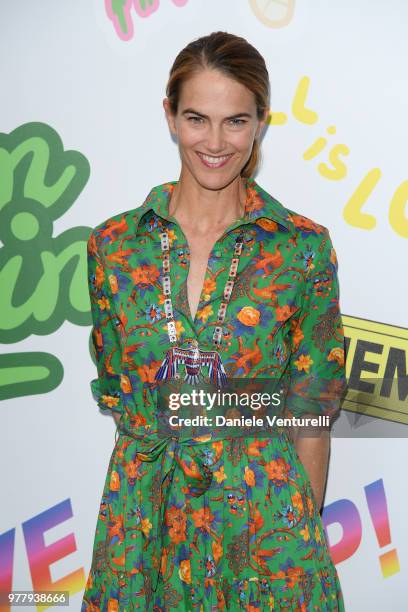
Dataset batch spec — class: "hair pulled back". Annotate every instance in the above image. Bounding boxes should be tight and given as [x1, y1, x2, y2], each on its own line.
[166, 31, 270, 177]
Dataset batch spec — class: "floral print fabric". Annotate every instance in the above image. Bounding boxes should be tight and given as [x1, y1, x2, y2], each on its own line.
[81, 177, 346, 611]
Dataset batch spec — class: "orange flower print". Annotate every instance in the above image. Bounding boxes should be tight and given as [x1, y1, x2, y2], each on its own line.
[291, 490, 304, 514]
[130, 412, 147, 427]
[247, 439, 264, 457]
[160, 548, 168, 577]
[328, 347, 345, 366]
[248, 504, 264, 536]
[166, 228, 177, 246]
[300, 524, 310, 542]
[136, 361, 163, 383]
[107, 598, 119, 612]
[203, 277, 216, 299]
[290, 214, 325, 234]
[175, 320, 185, 336]
[197, 304, 213, 323]
[179, 559, 191, 584]
[275, 304, 296, 321]
[237, 306, 260, 326]
[87, 231, 98, 255]
[131, 264, 160, 286]
[285, 566, 305, 589]
[110, 470, 120, 491]
[101, 394, 120, 409]
[162, 319, 185, 336]
[290, 319, 304, 351]
[85, 571, 93, 590]
[212, 439, 223, 457]
[140, 517, 152, 537]
[165, 506, 187, 545]
[120, 374, 132, 393]
[306, 495, 315, 516]
[212, 540, 223, 564]
[98, 295, 110, 311]
[108, 274, 118, 294]
[191, 507, 214, 530]
[95, 263, 105, 289]
[264, 457, 291, 484]
[256, 217, 278, 232]
[214, 465, 227, 483]
[124, 460, 137, 483]
[244, 465, 256, 487]
[245, 187, 265, 214]
[294, 354, 314, 373]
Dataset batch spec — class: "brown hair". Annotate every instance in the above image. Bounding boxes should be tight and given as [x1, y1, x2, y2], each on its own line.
[166, 31, 270, 178]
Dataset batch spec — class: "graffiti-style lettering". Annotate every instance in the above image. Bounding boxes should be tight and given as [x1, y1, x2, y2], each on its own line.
[342, 315, 408, 424]
[267, 76, 406, 239]
[105, 0, 189, 41]
[322, 478, 400, 577]
[0, 122, 91, 401]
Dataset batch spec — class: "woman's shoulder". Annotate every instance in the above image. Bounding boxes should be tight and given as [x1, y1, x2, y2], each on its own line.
[252, 179, 331, 243]
[89, 181, 173, 241]
[281, 204, 338, 270]
[284, 206, 329, 239]
[87, 203, 149, 263]
[91, 207, 139, 237]
[271, 199, 337, 268]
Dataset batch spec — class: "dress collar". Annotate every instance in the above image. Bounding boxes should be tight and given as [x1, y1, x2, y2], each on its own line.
[132, 176, 292, 232]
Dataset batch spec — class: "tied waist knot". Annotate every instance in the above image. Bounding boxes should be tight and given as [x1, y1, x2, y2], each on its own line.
[116, 424, 213, 592]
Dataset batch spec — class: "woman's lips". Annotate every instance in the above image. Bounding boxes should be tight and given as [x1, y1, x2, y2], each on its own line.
[196, 152, 234, 168]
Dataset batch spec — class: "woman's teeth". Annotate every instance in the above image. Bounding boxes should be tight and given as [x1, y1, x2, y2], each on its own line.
[197, 152, 233, 167]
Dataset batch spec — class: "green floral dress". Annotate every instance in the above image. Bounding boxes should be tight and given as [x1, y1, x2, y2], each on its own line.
[81, 177, 346, 611]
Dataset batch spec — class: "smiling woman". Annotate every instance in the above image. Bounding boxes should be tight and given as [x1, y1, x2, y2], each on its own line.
[181, 108, 254, 169]
[82, 31, 346, 611]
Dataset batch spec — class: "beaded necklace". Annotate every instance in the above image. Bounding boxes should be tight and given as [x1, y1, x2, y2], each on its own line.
[154, 223, 245, 387]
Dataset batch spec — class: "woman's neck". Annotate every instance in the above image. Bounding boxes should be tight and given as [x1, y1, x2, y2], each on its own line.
[168, 172, 247, 235]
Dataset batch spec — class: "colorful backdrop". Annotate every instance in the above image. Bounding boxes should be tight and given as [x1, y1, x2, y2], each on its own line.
[1, 1, 407, 610]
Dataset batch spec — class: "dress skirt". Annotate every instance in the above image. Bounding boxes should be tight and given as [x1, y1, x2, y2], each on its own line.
[81, 429, 344, 611]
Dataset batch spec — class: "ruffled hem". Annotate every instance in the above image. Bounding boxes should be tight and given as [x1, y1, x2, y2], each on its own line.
[82, 564, 345, 611]
[191, 568, 345, 611]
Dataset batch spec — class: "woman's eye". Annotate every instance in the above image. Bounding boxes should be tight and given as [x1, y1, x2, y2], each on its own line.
[187, 117, 246, 126]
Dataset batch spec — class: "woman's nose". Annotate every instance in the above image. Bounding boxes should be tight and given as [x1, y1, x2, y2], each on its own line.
[205, 125, 225, 152]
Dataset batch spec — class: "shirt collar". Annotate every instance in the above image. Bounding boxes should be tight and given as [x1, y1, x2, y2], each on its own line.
[132, 177, 292, 232]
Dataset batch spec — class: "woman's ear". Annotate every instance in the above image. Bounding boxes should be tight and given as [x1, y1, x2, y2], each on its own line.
[163, 98, 177, 136]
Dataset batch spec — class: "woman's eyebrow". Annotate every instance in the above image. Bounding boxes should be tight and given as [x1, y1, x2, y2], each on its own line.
[181, 108, 252, 120]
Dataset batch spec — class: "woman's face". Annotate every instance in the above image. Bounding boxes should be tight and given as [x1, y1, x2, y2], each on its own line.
[163, 68, 268, 190]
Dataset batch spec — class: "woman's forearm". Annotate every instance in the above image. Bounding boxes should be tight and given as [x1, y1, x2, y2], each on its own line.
[294, 432, 330, 511]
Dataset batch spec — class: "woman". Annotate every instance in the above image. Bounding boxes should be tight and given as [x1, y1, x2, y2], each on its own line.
[82, 31, 346, 611]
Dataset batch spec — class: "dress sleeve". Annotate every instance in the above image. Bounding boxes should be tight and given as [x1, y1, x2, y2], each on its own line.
[87, 229, 125, 415]
[283, 227, 347, 424]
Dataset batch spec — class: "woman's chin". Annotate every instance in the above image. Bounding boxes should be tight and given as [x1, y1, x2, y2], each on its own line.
[190, 166, 241, 190]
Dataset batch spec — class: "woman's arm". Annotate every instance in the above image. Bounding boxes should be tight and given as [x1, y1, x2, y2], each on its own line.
[87, 229, 125, 420]
[285, 226, 346, 511]
[294, 431, 330, 510]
